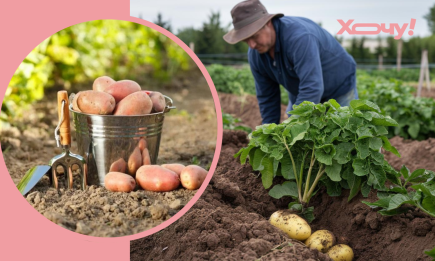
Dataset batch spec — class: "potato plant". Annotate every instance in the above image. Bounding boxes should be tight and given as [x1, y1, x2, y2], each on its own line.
[235, 99, 401, 220]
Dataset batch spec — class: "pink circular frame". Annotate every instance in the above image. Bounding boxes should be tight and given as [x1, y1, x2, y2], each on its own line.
[0, 1, 222, 259]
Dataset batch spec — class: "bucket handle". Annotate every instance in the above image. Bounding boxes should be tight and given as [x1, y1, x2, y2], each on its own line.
[163, 95, 176, 112]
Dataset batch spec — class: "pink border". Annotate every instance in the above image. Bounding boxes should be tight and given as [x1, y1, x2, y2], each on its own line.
[0, 0, 222, 259]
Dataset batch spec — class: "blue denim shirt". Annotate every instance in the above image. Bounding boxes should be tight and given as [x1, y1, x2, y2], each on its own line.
[248, 16, 357, 124]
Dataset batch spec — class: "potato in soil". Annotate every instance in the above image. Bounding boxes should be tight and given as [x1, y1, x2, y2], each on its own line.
[327, 244, 354, 261]
[104, 172, 136, 192]
[180, 165, 208, 190]
[136, 165, 180, 192]
[305, 230, 336, 253]
[269, 210, 311, 240]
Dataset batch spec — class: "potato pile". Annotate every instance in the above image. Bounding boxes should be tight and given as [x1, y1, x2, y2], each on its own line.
[72, 76, 166, 115]
[105, 162, 208, 193]
[269, 210, 354, 261]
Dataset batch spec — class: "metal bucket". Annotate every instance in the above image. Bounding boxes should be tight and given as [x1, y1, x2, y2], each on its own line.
[70, 96, 175, 186]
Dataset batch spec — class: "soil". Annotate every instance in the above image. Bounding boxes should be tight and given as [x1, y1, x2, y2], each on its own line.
[406, 82, 435, 99]
[130, 130, 331, 261]
[131, 93, 435, 260]
[1, 69, 217, 237]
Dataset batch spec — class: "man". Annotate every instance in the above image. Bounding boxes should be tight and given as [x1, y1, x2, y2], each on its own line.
[223, 0, 358, 124]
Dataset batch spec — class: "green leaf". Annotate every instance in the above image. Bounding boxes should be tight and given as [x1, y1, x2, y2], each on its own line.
[361, 181, 371, 197]
[348, 175, 362, 201]
[288, 202, 302, 211]
[424, 246, 435, 259]
[260, 157, 274, 189]
[248, 147, 257, 165]
[368, 164, 387, 188]
[234, 148, 243, 159]
[369, 137, 382, 151]
[408, 122, 420, 139]
[280, 156, 295, 180]
[240, 145, 254, 164]
[407, 169, 426, 183]
[378, 208, 409, 216]
[325, 160, 342, 181]
[346, 116, 364, 132]
[331, 112, 350, 128]
[302, 207, 315, 223]
[350, 100, 381, 113]
[325, 129, 341, 144]
[362, 195, 392, 208]
[315, 144, 336, 165]
[380, 136, 401, 157]
[328, 99, 340, 109]
[421, 196, 435, 216]
[353, 159, 369, 176]
[269, 181, 298, 199]
[400, 165, 410, 179]
[356, 138, 370, 159]
[334, 143, 355, 164]
[356, 127, 373, 139]
[252, 149, 265, 171]
[371, 115, 398, 127]
[291, 101, 315, 116]
[289, 121, 310, 145]
[373, 125, 388, 136]
[387, 194, 412, 210]
[370, 151, 384, 165]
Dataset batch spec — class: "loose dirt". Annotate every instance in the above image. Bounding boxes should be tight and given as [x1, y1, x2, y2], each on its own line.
[1, 69, 217, 237]
[130, 93, 435, 260]
[130, 131, 331, 261]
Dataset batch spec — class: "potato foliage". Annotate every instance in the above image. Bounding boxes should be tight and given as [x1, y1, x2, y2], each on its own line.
[235, 99, 401, 219]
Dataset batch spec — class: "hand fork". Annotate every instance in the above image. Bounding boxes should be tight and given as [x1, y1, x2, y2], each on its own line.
[49, 91, 87, 189]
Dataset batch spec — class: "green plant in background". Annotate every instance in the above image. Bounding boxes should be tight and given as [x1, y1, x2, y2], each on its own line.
[357, 73, 435, 140]
[222, 111, 252, 134]
[235, 99, 400, 221]
[3, 20, 190, 127]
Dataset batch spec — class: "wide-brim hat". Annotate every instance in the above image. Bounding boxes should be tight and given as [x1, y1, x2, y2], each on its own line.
[223, 0, 284, 44]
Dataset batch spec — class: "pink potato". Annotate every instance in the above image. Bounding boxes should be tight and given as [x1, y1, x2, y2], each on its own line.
[161, 163, 185, 177]
[93, 76, 116, 92]
[104, 172, 136, 192]
[109, 158, 127, 173]
[113, 92, 153, 116]
[73, 90, 116, 115]
[104, 80, 141, 103]
[138, 137, 147, 152]
[136, 165, 180, 192]
[149, 92, 166, 113]
[142, 148, 151, 165]
[180, 165, 208, 190]
[128, 147, 142, 176]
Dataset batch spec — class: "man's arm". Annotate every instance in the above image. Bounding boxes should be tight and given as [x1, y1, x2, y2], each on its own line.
[250, 63, 281, 124]
[290, 34, 324, 106]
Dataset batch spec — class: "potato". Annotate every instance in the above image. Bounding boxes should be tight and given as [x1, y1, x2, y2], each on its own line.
[104, 172, 136, 192]
[138, 137, 147, 152]
[142, 148, 151, 165]
[149, 92, 166, 113]
[128, 147, 142, 176]
[180, 165, 207, 190]
[109, 158, 127, 173]
[269, 210, 311, 240]
[305, 230, 336, 253]
[72, 92, 82, 112]
[113, 91, 153, 116]
[161, 163, 185, 177]
[93, 76, 115, 92]
[327, 244, 354, 261]
[136, 165, 180, 192]
[104, 80, 141, 103]
[73, 90, 116, 115]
